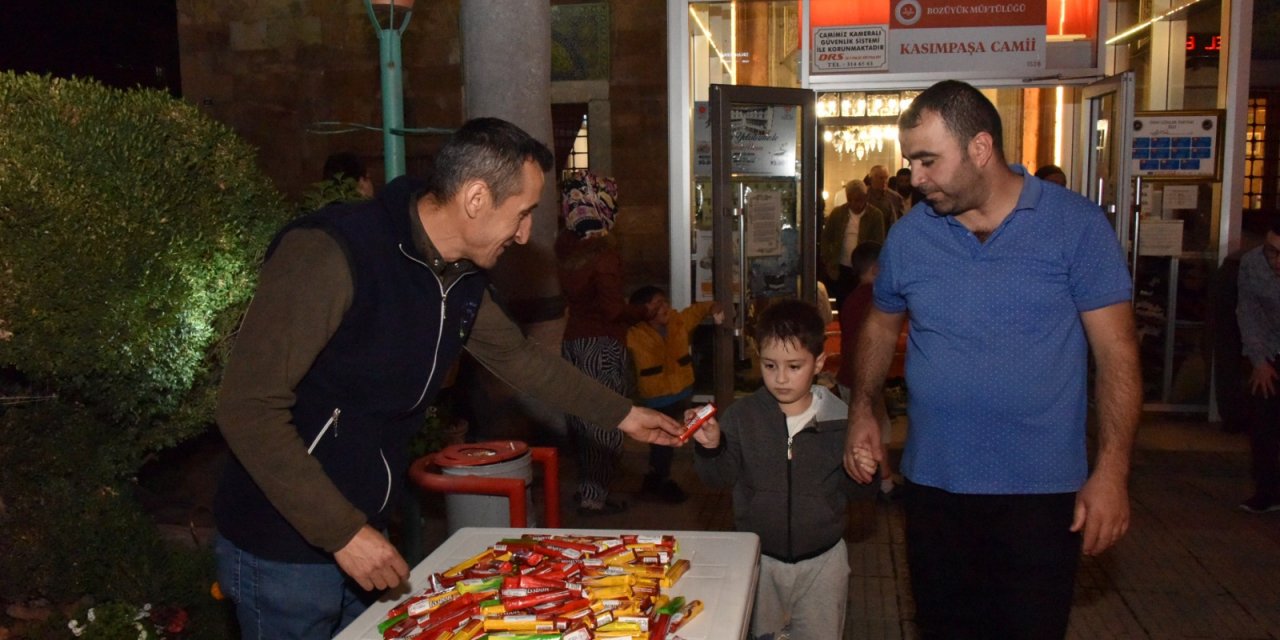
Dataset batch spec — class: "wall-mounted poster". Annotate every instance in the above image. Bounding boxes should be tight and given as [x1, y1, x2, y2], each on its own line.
[1130, 111, 1223, 180]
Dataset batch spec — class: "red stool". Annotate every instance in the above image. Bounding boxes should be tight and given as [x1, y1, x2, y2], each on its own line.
[407, 441, 561, 528]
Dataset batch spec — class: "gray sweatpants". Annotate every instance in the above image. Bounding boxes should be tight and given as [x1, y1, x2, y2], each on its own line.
[751, 539, 849, 640]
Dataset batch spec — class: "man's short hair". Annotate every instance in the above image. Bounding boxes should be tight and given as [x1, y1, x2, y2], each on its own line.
[899, 80, 1004, 158]
[850, 242, 882, 281]
[428, 117, 554, 205]
[1034, 164, 1066, 181]
[323, 152, 367, 183]
[1269, 212, 1280, 237]
[753, 299, 826, 357]
[844, 179, 868, 198]
[629, 285, 666, 306]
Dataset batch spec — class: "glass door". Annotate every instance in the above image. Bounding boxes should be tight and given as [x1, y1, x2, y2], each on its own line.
[1080, 73, 1209, 412]
[709, 84, 817, 408]
[1081, 72, 1135, 241]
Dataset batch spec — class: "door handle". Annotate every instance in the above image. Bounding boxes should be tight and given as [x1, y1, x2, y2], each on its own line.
[736, 207, 747, 352]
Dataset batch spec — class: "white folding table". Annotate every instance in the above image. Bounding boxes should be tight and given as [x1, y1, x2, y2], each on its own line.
[333, 527, 760, 640]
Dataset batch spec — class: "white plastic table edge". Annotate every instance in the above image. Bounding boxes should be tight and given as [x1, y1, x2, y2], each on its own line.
[333, 527, 760, 640]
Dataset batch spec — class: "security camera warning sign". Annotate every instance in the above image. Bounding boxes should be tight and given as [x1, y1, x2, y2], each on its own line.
[813, 26, 888, 71]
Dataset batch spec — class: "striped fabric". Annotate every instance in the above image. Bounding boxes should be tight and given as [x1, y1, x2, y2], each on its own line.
[561, 336, 629, 505]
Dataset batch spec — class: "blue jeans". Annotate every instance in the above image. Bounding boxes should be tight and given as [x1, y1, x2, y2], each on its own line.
[214, 533, 376, 640]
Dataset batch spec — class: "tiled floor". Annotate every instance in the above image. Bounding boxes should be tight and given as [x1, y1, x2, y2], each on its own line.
[415, 417, 1280, 639]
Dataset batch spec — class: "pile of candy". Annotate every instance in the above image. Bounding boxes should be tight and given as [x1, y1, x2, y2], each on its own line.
[378, 533, 703, 640]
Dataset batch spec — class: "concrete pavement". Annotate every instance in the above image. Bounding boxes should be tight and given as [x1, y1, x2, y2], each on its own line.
[414, 417, 1280, 639]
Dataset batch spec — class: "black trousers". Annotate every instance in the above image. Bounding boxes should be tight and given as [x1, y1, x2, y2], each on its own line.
[903, 480, 1081, 640]
[1247, 386, 1280, 500]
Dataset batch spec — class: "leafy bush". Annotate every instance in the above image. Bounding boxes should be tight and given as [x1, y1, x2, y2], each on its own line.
[0, 71, 291, 616]
[298, 176, 370, 213]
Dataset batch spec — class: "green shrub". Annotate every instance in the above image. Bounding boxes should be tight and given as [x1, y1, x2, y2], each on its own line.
[0, 72, 291, 617]
[0, 71, 287, 432]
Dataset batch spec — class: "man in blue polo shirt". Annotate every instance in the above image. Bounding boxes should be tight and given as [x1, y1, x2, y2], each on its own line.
[844, 80, 1141, 639]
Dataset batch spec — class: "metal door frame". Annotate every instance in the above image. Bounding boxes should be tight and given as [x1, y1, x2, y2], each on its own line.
[709, 84, 817, 408]
[1080, 72, 1135, 247]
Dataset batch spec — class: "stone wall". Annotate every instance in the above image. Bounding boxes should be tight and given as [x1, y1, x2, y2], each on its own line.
[177, 0, 464, 198]
[609, 0, 670, 292]
[177, 0, 670, 290]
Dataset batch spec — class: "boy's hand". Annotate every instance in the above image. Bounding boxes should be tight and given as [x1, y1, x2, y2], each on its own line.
[844, 405, 883, 484]
[850, 444, 878, 477]
[687, 408, 721, 449]
[710, 301, 730, 326]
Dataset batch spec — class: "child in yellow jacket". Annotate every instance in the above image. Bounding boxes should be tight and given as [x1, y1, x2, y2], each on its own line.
[626, 286, 725, 502]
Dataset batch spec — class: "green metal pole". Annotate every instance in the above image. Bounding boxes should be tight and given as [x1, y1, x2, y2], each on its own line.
[365, 1, 411, 183]
[378, 29, 406, 181]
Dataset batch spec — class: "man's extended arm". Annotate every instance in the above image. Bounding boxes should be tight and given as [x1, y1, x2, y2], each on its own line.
[465, 290, 683, 444]
[1073, 301, 1142, 555]
[844, 307, 905, 482]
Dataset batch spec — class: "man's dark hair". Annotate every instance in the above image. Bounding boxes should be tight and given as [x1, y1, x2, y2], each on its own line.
[1269, 212, 1280, 237]
[1034, 164, 1066, 181]
[629, 285, 666, 306]
[323, 152, 367, 183]
[899, 80, 1004, 158]
[850, 241, 882, 281]
[428, 117, 554, 204]
[753, 299, 825, 357]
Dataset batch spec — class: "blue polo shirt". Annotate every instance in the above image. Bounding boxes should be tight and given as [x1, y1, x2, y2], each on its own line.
[874, 166, 1131, 494]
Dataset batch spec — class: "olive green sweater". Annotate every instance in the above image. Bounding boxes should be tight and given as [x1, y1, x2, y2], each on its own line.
[216, 200, 632, 555]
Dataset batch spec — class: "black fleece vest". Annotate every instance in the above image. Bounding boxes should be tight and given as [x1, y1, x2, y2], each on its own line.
[215, 177, 488, 562]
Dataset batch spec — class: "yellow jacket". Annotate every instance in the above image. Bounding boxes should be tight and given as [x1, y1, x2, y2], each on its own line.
[626, 302, 715, 401]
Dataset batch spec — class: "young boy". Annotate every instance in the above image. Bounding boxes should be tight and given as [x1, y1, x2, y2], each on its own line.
[691, 299, 868, 639]
[837, 242, 900, 500]
[625, 286, 724, 502]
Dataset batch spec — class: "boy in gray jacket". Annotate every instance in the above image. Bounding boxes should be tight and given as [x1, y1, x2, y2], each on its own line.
[691, 299, 868, 639]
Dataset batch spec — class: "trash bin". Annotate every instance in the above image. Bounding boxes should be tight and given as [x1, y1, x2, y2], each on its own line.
[434, 440, 536, 534]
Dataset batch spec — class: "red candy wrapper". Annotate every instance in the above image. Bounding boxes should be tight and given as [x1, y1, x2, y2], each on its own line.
[679, 404, 716, 443]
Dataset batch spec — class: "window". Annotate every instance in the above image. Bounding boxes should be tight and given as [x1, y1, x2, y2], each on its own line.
[564, 114, 590, 174]
[1245, 96, 1267, 211]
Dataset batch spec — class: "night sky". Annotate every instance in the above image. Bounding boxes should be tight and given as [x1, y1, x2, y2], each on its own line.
[0, 0, 181, 94]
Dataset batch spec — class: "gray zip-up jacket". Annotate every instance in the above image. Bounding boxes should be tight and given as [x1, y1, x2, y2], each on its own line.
[694, 386, 869, 562]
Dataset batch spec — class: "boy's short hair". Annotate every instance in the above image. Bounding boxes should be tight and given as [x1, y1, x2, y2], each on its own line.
[850, 242, 882, 281]
[753, 299, 825, 357]
[629, 285, 666, 306]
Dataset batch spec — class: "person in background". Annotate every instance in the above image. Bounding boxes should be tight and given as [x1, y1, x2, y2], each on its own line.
[837, 241, 899, 501]
[820, 179, 891, 308]
[213, 118, 684, 639]
[846, 80, 1141, 639]
[1235, 215, 1280, 513]
[322, 151, 375, 199]
[867, 164, 906, 223]
[895, 166, 920, 207]
[1034, 164, 1069, 188]
[693, 299, 869, 640]
[556, 170, 651, 516]
[626, 286, 725, 504]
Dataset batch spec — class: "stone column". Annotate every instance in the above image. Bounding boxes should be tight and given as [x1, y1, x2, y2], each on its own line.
[459, 0, 567, 442]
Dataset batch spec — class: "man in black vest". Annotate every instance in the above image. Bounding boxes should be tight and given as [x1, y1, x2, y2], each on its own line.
[212, 118, 684, 639]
